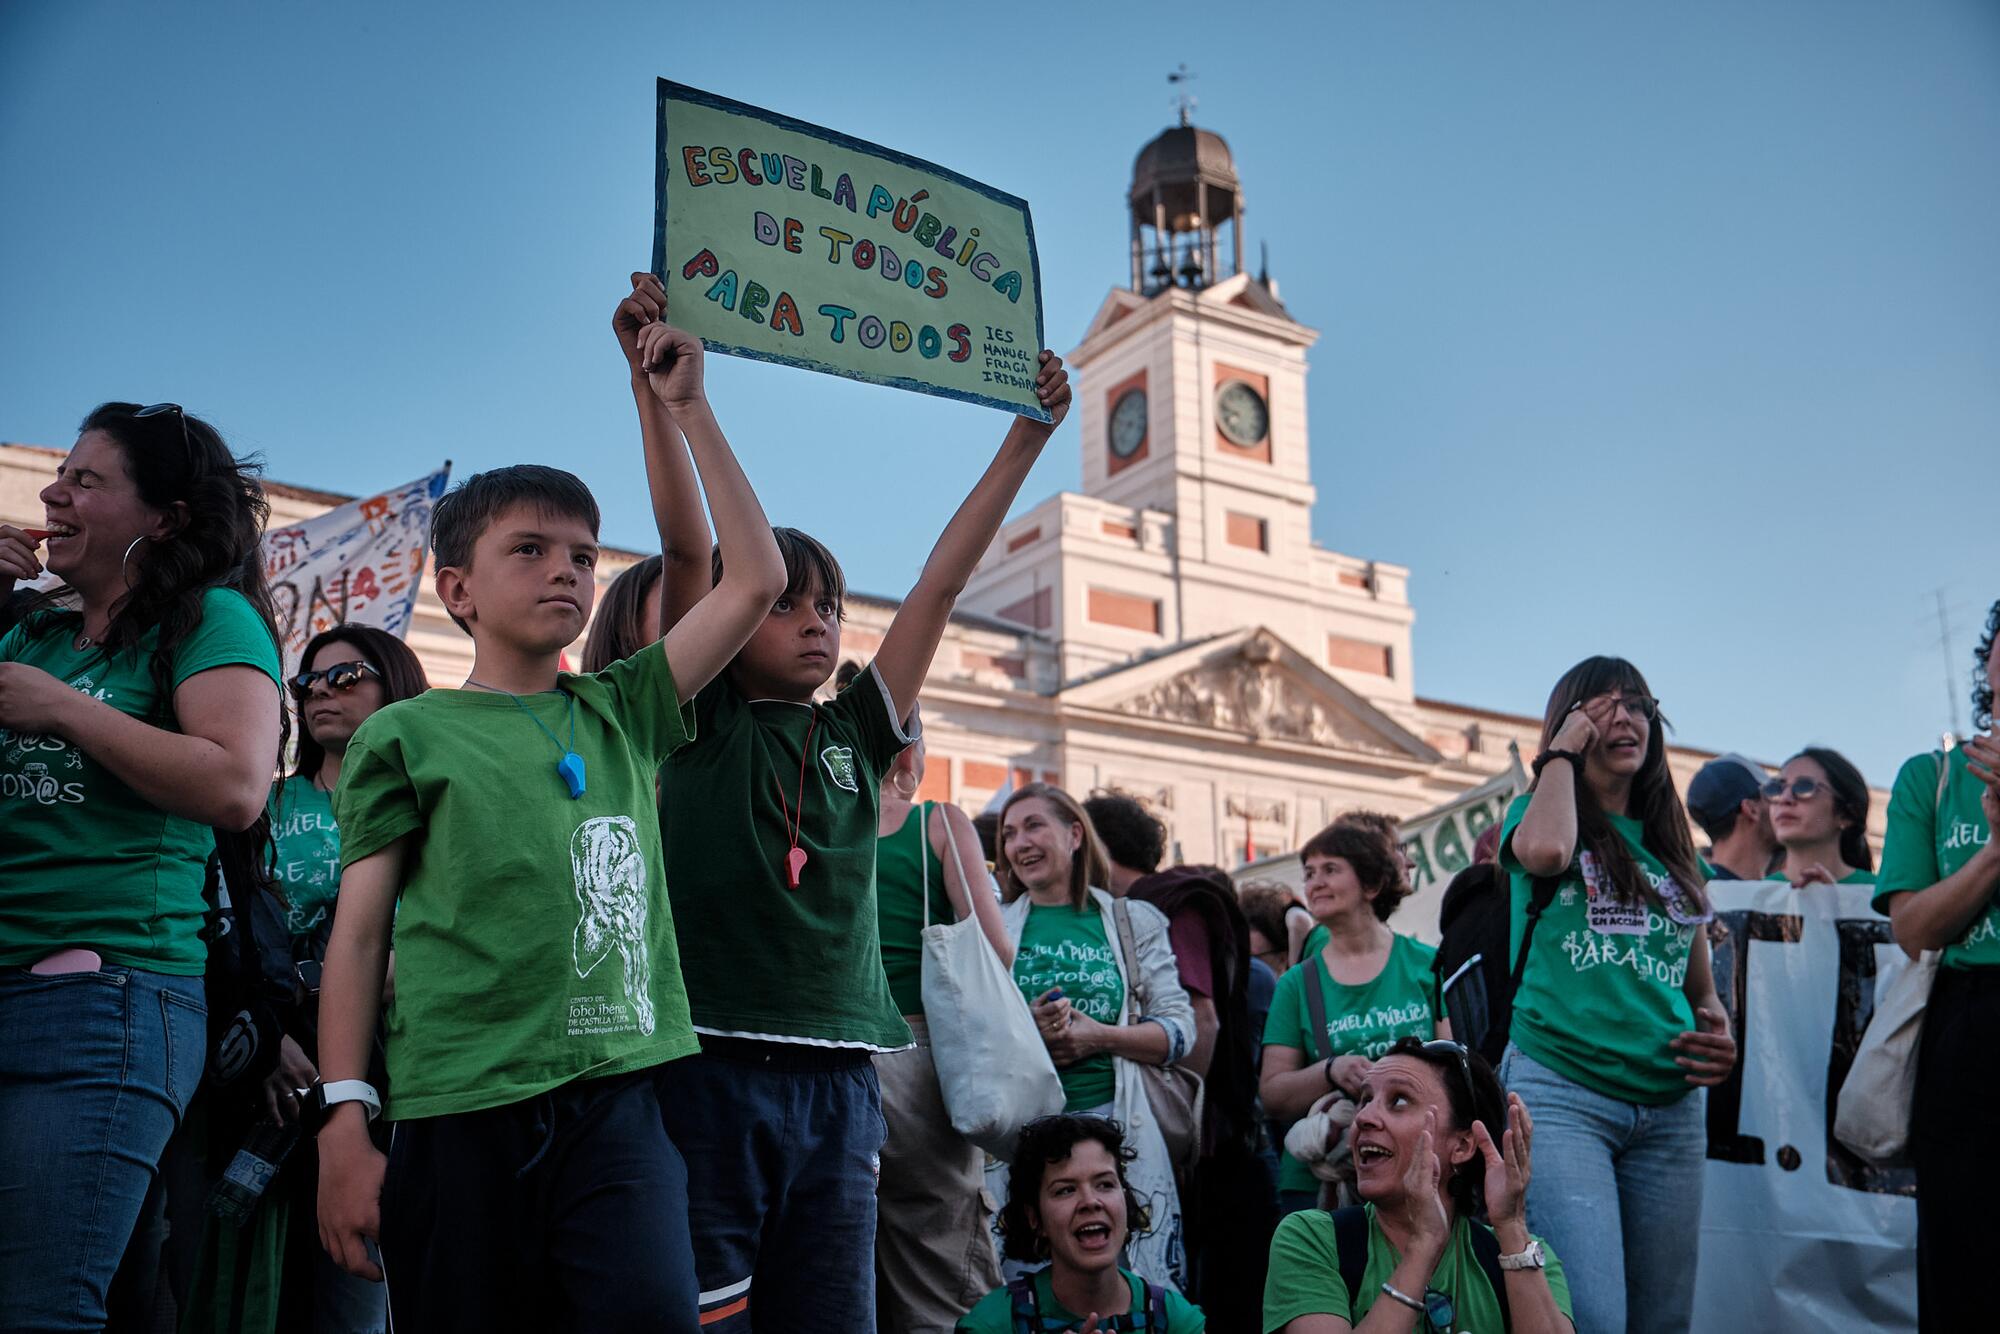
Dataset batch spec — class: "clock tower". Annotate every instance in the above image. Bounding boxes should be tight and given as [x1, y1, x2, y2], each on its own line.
[961, 115, 1417, 715]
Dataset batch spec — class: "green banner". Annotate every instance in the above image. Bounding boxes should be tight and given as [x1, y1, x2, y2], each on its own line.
[652, 80, 1048, 420]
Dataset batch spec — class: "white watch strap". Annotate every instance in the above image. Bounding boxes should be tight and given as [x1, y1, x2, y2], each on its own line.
[1497, 1240, 1544, 1270]
[322, 1079, 382, 1122]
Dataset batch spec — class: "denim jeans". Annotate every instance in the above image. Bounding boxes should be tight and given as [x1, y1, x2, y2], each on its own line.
[657, 1042, 886, 1333]
[1499, 1043, 1705, 1334]
[0, 964, 206, 1333]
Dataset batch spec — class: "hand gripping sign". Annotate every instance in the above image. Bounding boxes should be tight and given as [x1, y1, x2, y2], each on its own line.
[653, 79, 1049, 421]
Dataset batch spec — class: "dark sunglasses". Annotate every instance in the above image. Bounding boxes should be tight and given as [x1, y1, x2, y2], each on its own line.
[1422, 1288, 1458, 1331]
[1421, 1038, 1477, 1108]
[1762, 776, 1827, 801]
[289, 660, 382, 699]
[133, 403, 197, 469]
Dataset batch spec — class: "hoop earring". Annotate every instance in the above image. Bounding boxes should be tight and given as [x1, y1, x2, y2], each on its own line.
[890, 770, 918, 800]
[121, 535, 149, 587]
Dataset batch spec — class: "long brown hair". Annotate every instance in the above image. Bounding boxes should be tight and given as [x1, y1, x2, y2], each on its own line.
[581, 554, 662, 673]
[1536, 656, 1707, 912]
[996, 782, 1110, 910]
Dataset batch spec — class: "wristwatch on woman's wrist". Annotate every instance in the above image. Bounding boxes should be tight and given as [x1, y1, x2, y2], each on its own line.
[302, 1079, 382, 1136]
[1497, 1239, 1546, 1271]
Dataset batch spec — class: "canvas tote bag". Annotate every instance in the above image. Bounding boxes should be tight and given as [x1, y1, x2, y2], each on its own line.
[918, 805, 1065, 1158]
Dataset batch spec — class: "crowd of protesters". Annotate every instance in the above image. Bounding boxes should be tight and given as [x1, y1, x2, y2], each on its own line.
[1, 274, 1995, 1334]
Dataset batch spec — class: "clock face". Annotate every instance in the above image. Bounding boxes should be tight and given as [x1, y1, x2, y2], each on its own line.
[1215, 380, 1270, 448]
[1109, 388, 1148, 458]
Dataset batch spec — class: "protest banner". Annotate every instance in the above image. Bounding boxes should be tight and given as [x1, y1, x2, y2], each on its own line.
[1231, 751, 1528, 945]
[653, 80, 1048, 420]
[261, 466, 450, 676]
[1693, 878, 1917, 1331]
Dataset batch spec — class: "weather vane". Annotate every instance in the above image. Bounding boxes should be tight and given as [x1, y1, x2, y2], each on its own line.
[1169, 64, 1198, 126]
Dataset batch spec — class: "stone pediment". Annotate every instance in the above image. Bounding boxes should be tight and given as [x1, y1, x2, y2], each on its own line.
[1064, 628, 1439, 763]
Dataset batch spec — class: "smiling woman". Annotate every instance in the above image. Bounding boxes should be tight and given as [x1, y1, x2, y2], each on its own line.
[0, 401, 285, 1328]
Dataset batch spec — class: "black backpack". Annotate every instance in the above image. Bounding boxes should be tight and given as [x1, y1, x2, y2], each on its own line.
[1431, 866, 1558, 1071]
[1328, 1206, 1510, 1329]
[1006, 1272, 1170, 1332]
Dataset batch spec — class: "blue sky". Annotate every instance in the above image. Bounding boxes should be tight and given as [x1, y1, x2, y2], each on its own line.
[4, 0, 1996, 785]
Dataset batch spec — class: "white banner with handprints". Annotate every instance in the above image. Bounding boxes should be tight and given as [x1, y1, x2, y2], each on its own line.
[262, 467, 449, 676]
[1693, 878, 1916, 1331]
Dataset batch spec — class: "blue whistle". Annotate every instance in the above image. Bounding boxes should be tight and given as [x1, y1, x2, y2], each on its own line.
[558, 751, 587, 800]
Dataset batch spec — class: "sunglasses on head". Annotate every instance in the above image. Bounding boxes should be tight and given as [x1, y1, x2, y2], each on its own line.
[289, 661, 382, 699]
[132, 403, 198, 470]
[1420, 1038, 1477, 1108]
[1763, 776, 1828, 801]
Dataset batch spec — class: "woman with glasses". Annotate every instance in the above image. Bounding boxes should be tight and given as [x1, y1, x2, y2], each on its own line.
[0, 403, 284, 1326]
[957, 1114, 1206, 1333]
[1876, 598, 2000, 1328]
[1765, 747, 1875, 887]
[1260, 818, 1444, 1216]
[1262, 1037, 1573, 1333]
[1497, 656, 1734, 1334]
[992, 782, 1197, 1293]
[185, 625, 429, 1330]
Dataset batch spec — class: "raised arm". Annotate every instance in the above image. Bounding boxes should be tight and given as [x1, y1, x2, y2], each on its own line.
[0, 661, 278, 829]
[873, 353, 1070, 723]
[613, 272, 714, 631]
[636, 321, 786, 702]
[1510, 711, 1596, 876]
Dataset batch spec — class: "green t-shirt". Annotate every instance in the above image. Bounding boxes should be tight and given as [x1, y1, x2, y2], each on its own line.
[1500, 794, 1703, 1105]
[957, 1267, 1206, 1333]
[1874, 747, 1999, 969]
[333, 645, 698, 1119]
[875, 801, 953, 1017]
[1260, 933, 1440, 1194]
[1261, 1205, 1571, 1333]
[0, 588, 280, 974]
[659, 662, 914, 1049]
[1013, 901, 1125, 1111]
[269, 775, 342, 938]
[1300, 920, 1328, 962]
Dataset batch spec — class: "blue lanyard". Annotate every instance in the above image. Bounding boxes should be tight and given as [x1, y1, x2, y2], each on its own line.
[465, 681, 586, 799]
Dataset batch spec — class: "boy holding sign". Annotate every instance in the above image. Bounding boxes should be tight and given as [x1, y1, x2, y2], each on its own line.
[313, 304, 786, 1332]
[622, 269, 1069, 1331]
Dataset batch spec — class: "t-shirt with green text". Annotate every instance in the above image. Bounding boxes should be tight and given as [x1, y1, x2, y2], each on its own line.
[334, 644, 697, 1119]
[1501, 793, 1704, 1105]
[659, 663, 914, 1049]
[875, 801, 954, 1017]
[269, 775, 342, 937]
[0, 588, 280, 974]
[1874, 747, 1998, 969]
[957, 1267, 1205, 1333]
[1013, 901, 1125, 1110]
[1262, 1206, 1570, 1333]
[1260, 932, 1439, 1194]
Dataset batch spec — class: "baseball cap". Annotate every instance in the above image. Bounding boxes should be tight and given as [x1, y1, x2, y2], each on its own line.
[1686, 752, 1767, 826]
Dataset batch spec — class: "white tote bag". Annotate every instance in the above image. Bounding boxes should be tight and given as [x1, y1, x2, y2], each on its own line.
[917, 806, 1065, 1159]
[1833, 751, 1950, 1166]
[1834, 947, 1937, 1165]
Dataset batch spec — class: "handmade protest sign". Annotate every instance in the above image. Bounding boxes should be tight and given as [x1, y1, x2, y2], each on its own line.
[653, 79, 1049, 421]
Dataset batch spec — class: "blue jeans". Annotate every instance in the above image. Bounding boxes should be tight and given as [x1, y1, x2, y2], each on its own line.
[1499, 1043, 1704, 1334]
[0, 965, 206, 1333]
[656, 1042, 886, 1333]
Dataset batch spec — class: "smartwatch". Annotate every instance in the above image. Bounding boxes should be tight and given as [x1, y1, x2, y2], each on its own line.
[1497, 1239, 1547, 1271]
[303, 1079, 382, 1135]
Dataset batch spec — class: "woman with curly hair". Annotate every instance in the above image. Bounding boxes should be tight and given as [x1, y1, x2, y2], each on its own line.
[956, 1115, 1206, 1332]
[1876, 596, 2000, 1328]
[0, 402, 284, 1326]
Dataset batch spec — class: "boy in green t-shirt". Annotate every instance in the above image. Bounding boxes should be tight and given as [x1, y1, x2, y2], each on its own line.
[647, 323, 1071, 1329]
[312, 310, 786, 1332]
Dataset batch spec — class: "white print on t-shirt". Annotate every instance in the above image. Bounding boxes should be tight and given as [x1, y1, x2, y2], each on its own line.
[1580, 852, 1649, 935]
[1321, 1000, 1435, 1056]
[0, 673, 106, 806]
[568, 816, 654, 1037]
[819, 744, 859, 793]
[1944, 818, 1991, 853]
[1016, 939, 1122, 1022]
[1558, 928, 1692, 986]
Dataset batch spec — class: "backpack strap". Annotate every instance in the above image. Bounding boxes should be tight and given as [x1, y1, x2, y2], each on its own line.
[1329, 1205, 1370, 1309]
[1508, 874, 1561, 992]
[1140, 1277, 1169, 1330]
[1111, 896, 1150, 1019]
[1006, 1273, 1043, 1334]
[1467, 1221, 1513, 1330]
[1303, 958, 1335, 1063]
